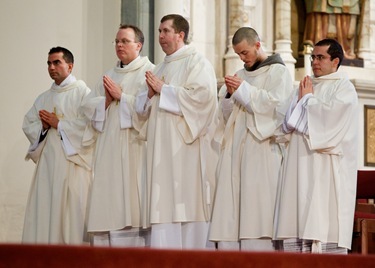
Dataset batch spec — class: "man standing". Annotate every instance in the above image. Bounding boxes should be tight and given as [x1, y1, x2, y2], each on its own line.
[209, 27, 293, 251]
[135, 14, 218, 249]
[274, 38, 358, 254]
[22, 47, 93, 244]
[82, 25, 154, 247]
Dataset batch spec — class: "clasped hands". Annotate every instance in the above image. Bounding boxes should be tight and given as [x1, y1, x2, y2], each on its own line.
[298, 75, 314, 101]
[103, 75, 122, 108]
[39, 110, 59, 130]
[225, 74, 242, 95]
[145, 71, 164, 99]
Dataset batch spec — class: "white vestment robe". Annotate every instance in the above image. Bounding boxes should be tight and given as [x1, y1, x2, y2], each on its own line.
[82, 57, 154, 232]
[135, 46, 218, 227]
[209, 60, 293, 242]
[274, 71, 359, 250]
[22, 79, 93, 244]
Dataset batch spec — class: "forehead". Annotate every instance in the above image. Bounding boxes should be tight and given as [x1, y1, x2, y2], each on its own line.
[116, 28, 135, 39]
[48, 52, 64, 61]
[159, 19, 174, 30]
[233, 39, 253, 53]
[312, 45, 330, 55]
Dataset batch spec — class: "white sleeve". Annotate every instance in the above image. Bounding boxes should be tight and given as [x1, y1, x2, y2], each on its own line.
[28, 128, 46, 152]
[91, 98, 106, 132]
[119, 93, 132, 129]
[135, 90, 152, 116]
[221, 98, 234, 122]
[286, 93, 312, 135]
[159, 85, 182, 115]
[232, 81, 254, 113]
[58, 123, 78, 156]
[282, 95, 298, 133]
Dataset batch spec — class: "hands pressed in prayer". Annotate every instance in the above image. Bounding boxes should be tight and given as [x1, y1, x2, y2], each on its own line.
[145, 71, 164, 99]
[298, 75, 313, 101]
[225, 74, 243, 95]
[103, 75, 121, 108]
[39, 110, 59, 130]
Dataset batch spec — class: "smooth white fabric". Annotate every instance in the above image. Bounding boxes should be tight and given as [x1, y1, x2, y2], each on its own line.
[150, 222, 212, 249]
[90, 228, 151, 247]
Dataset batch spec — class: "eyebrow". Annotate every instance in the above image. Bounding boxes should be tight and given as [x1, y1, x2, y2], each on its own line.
[47, 60, 62, 64]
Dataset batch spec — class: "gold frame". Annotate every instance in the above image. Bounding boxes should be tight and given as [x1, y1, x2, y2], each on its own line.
[364, 105, 375, 166]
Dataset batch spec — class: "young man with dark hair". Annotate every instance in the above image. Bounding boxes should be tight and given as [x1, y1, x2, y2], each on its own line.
[274, 38, 359, 254]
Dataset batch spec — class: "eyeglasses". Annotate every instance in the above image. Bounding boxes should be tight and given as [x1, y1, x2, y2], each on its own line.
[112, 39, 136, 46]
[310, 55, 331, 62]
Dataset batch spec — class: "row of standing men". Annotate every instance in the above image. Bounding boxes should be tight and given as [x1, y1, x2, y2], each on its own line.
[22, 14, 358, 254]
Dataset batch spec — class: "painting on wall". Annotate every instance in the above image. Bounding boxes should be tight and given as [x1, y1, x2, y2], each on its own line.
[365, 105, 375, 166]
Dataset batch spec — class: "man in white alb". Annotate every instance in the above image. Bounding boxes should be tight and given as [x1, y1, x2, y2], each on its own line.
[82, 25, 154, 247]
[274, 38, 359, 254]
[22, 46, 93, 244]
[209, 27, 293, 251]
[135, 14, 218, 249]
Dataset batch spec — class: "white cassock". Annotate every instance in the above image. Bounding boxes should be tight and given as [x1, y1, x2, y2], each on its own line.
[274, 71, 359, 251]
[82, 57, 154, 247]
[209, 55, 293, 251]
[136, 45, 219, 249]
[22, 75, 93, 244]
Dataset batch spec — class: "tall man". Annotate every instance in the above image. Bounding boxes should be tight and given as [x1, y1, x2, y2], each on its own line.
[274, 38, 358, 254]
[82, 25, 154, 247]
[135, 14, 218, 249]
[22, 47, 93, 244]
[209, 27, 293, 251]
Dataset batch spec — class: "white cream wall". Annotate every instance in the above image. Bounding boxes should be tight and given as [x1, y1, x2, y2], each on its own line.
[0, 0, 120, 243]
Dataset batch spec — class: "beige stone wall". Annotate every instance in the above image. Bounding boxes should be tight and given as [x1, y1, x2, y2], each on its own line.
[0, 0, 120, 242]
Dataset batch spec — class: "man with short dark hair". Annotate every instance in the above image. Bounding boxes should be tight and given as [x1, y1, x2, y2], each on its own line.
[22, 46, 93, 244]
[136, 14, 218, 249]
[274, 38, 359, 254]
[209, 27, 293, 251]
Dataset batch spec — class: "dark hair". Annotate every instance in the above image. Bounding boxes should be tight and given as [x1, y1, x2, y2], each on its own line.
[232, 27, 260, 46]
[161, 14, 189, 44]
[315, 38, 344, 68]
[48, 46, 74, 64]
[119, 24, 145, 47]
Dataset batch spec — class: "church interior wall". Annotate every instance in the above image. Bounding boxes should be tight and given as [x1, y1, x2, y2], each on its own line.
[0, 0, 120, 242]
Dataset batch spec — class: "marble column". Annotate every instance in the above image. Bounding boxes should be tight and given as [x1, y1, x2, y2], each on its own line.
[154, 0, 190, 64]
[224, 0, 244, 75]
[274, 0, 296, 81]
[303, 42, 313, 76]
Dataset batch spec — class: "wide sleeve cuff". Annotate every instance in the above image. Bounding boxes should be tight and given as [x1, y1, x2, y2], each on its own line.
[232, 81, 253, 113]
[58, 126, 78, 156]
[159, 85, 182, 115]
[286, 93, 312, 135]
[221, 98, 234, 122]
[135, 90, 151, 115]
[91, 98, 106, 132]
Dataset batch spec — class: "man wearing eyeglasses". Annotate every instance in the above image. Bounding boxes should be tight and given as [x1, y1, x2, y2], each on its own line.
[82, 24, 154, 247]
[274, 38, 359, 254]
